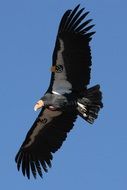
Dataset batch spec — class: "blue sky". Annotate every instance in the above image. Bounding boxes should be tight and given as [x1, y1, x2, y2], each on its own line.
[0, 0, 127, 189]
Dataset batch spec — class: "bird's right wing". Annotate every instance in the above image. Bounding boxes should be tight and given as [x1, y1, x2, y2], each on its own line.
[15, 107, 77, 179]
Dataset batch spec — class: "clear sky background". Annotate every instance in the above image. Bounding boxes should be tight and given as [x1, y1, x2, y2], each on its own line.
[0, 0, 127, 189]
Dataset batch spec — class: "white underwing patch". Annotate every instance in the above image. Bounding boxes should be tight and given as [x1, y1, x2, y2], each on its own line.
[52, 38, 72, 95]
[24, 109, 62, 148]
[52, 91, 61, 95]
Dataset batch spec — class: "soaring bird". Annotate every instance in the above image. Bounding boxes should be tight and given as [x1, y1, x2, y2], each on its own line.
[15, 4, 103, 179]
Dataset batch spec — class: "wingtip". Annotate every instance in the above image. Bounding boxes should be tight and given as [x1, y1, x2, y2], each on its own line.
[27, 175, 30, 180]
[76, 4, 80, 8]
[73, 4, 80, 12]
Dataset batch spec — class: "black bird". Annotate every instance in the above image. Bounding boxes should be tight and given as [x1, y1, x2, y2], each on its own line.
[15, 4, 103, 179]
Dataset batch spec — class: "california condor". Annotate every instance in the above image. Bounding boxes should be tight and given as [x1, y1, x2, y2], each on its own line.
[15, 4, 103, 179]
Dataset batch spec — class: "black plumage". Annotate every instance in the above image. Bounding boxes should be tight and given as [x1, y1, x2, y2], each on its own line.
[48, 4, 95, 94]
[15, 4, 103, 179]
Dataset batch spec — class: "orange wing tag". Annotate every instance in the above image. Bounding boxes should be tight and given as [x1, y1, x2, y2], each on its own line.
[50, 66, 56, 72]
[50, 65, 63, 73]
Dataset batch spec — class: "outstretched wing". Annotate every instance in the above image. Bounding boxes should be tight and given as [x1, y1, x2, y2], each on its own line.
[48, 4, 95, 95]
[15, 108, 77, 179]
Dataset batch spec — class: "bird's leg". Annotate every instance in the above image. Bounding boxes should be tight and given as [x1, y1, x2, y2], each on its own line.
[34, 100, 44, 111]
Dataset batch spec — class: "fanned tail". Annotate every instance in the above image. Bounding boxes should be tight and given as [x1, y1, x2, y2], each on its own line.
[77, 85, 103, 124]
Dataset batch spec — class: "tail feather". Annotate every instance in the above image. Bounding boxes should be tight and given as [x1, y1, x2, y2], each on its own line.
[77, 85, 103, 124]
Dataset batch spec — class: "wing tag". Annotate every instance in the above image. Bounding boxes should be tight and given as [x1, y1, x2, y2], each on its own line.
[51, 65, 63, 73]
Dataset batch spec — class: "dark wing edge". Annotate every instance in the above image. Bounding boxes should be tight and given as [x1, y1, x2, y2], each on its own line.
[15, 108, 77, 179]
[58, 4, 95, 38]
[48, 4, 95, 93]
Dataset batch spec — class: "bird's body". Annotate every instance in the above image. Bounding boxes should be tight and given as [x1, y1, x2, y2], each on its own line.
[40, 92, 75, 110]
[15, 4, 103, 179]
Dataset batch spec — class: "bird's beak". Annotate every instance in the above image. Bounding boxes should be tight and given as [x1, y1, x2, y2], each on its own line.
[34, 100, 44, 111]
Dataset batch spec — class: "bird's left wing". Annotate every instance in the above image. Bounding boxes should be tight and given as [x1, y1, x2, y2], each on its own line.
[47, 4, 95, 95]
[15, 107, 77, 179]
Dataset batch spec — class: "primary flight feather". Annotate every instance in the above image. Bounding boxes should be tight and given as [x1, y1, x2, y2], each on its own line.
[15, 4, 103, 179]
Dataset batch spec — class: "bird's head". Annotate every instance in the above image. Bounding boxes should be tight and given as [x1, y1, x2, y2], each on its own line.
[34, 100, 44, 111]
